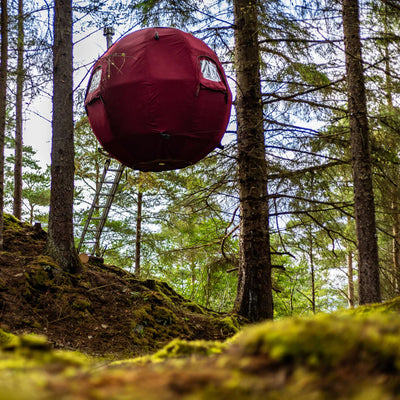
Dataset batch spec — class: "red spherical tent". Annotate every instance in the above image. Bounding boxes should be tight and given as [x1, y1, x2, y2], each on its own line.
[85, 27, 232, 172]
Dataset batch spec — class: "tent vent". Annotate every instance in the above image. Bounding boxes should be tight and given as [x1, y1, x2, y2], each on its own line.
[160, 132, 170, 139]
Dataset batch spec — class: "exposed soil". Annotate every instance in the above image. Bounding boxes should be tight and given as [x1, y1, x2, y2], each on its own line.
[0, 215, 240, 358]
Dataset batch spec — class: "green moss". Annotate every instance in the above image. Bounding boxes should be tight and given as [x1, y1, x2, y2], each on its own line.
[130, 305, 157, 342]
[143, 290, 166, 304]
[235, 311, 400, 371]
[4, 306, 400, 399]
[346, 296, 400, 315]
[32, 256, 60, 269]
[153, 338, 226, 360]
[183, 301, 206, 314]
[153, 306, 176, 326]
[220, 316, 240, 334]
[24, 261, 60, 291]
[131, 304, 154, 325]
[19, 334, 51, 351]
[119, 338, 227, 365]
[3, 214, 22, 231]
[0, 329, 19, 349]
[51, 349, 92, 367]
[26, 268, 49, 288]
[0, 331, 92, 379]
[72, 296, 92, 311]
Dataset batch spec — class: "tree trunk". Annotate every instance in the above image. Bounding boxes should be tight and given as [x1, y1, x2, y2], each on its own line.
[347, 249, 355, 308]
[382, 14, 400, 296]
[13, 0, 24, 220]
[342, 0, 381, 304]
[309, 228, 316, 314]
[0, 0, 8, 250]
[135, 190, 143, 277]
[392, 198, 400, 294]
[46, 0, 81, 273]
[233, 0, 273, 321]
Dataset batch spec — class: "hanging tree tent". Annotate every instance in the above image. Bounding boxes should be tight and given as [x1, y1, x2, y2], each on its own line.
[85, 27, 232, 172]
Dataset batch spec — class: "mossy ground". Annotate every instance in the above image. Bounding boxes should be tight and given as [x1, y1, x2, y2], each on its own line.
[3, 215, 400, 399]
[0, 215, 239, 358]
[3, 306, 400, 399]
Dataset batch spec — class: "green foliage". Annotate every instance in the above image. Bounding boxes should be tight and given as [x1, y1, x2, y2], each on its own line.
[4, 144, 50, 225]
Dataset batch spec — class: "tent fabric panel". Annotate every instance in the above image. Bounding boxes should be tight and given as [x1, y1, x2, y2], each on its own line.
[85, 27, 232, 171]
[86, 98, 113, 147]
[191, 88, 229, 144]
[102, 81, 155, 139]
[145, 30, 195, 81]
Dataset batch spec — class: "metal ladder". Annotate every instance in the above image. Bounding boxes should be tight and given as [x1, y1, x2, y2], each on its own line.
[77, 158, 125, 256]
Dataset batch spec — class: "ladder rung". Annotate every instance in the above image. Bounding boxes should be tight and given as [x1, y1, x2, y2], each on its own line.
[78, 159, 124, 254]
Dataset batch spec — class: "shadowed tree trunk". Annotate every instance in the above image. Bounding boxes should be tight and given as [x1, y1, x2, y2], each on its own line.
[233, 0, 273, 321]
[347, 249, 355, 307]
[13, 0, 24, 220]
[342, 0, 381, 304]
[46, 0, 81, 273]
[0, 0, 8, 250]
[135, 190, 143, 277]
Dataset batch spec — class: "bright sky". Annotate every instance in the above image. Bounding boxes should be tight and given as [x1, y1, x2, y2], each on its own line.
[23, 26, 111, 167]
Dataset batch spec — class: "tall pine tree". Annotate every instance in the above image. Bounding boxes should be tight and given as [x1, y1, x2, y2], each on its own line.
[342, 0, 380, 304]
[233, 0, 273, 321]
[46, 0, 81, 273]
[0, 0, 8, 250]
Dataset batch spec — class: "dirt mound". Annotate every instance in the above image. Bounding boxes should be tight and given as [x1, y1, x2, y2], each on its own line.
[0, 215, 240, 358]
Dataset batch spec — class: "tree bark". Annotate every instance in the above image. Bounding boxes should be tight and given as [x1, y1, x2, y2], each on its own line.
[13, 0, 24, 220]
[382, 12, 400, 295]
[392, 198, 400, 294]
[342, 0, 381, 304]
[309, 228, 316, 314]
[233, 0, 273, 321]
[135, 190, 143, 277]
[0, 0, 8, 250]
[46, 0, 81, 273]
[347, 249, 355, 308]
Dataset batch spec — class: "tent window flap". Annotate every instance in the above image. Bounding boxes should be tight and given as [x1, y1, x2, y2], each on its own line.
[88, 67, 102, 94]
[200, 58, 221, 82]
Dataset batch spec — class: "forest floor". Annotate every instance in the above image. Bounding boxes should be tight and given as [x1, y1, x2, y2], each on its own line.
[2, 214, 400, 399]
[0, 214, 240, 359]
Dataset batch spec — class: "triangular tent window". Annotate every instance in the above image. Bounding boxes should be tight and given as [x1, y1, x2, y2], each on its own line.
[200, 58, 221, 82]
[88, 67, 102, 94]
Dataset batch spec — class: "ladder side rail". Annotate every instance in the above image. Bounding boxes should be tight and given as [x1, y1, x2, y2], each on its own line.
[77, 158, 112, 253]
[92, 163, 125, 255]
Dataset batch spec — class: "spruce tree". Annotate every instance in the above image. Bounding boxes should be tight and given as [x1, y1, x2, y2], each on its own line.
[46, 0, 81, 273]
[342, 0, 381, 304]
